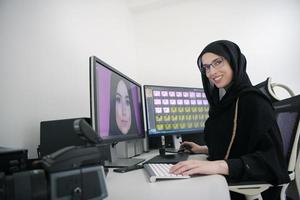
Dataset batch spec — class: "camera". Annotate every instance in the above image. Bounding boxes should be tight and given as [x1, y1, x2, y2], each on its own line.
[0, 119, 108, 200]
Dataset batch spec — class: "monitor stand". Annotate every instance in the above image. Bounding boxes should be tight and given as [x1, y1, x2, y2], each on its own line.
[144, 135, 188, 164]
[104, 144, 145, 168]
[165, 135, 182, 153]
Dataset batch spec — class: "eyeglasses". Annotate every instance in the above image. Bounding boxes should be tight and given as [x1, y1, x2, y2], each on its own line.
[199, 57, 225, 74]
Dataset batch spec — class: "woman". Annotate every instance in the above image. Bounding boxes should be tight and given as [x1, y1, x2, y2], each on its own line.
[109, 73, 138, 135]
[169, 40, 289, 199]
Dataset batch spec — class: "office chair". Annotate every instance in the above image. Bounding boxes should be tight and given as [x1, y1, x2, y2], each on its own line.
[255, 77, 295, 103]
[229, 78, 300, 200]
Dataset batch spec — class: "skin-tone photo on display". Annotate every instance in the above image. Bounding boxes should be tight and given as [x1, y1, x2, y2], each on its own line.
[109, 73, 137, 136]
[115, 79, 132, 134]
[169, 40, 290, 200]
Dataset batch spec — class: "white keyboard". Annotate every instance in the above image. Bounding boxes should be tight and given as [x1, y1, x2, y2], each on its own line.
[144, 163, 190, 183]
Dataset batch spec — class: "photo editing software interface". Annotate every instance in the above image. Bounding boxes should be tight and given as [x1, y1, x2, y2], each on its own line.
[90, 56, 145, 167]
[144, 85, 209, 137]
[144, 85, 209, 163]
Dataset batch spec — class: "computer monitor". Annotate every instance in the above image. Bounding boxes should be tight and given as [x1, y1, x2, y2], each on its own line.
[90, 56, 145, 167]
[144, 85, 209, 163]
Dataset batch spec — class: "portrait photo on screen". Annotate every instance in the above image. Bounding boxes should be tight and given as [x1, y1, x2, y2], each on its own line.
[95, 63, 143, 140]
[109, 73, 138, 136]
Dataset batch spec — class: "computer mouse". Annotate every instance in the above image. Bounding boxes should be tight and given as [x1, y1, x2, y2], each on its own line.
[178, 144, 192, 153]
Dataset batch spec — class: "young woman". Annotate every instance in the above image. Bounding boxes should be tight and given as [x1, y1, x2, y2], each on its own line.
[109, 73, 138, 136]
[169, 40, 289, 199]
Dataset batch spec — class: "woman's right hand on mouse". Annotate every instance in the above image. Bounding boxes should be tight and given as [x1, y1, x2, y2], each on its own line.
[180, 141, 209, 154]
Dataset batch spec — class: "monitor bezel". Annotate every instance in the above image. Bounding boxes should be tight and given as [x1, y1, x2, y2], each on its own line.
[90, 56, 145, 144]
[143, 84, 208, 138]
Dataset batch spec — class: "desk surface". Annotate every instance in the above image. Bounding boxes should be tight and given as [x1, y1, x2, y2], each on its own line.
[105, 151, 230, 200]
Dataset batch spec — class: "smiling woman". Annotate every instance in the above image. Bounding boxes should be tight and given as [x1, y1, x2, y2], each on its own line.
[201, 54, 233, 89]
[170, 40, 290, 200]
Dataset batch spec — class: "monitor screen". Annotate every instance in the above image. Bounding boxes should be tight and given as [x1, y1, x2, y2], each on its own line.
[90, 56, 145, 144]
[144, 85, 209, 137]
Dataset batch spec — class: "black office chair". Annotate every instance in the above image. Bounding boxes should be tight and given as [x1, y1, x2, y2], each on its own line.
[275, 95, 300, 199]
[229, 78, 300, 200]
[229, 95, 300, 200]
[257, 77, 299, 200]
[255, 77, 295, 103]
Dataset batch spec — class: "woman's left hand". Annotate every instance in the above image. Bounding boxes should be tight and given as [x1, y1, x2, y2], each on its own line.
[169, 160, 229, 176]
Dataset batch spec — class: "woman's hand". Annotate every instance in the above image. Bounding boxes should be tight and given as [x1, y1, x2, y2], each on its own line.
[180, 141, 209, 154]
[169, 160, 229, 176]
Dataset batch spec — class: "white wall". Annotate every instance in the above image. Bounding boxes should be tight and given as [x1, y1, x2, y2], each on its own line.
[0, 0, 138, 157]
[132, 0, 300, 97]
[1, 0, 300, 158]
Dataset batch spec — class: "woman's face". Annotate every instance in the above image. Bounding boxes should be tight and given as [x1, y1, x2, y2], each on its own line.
[201, 52, 233, 88]
[115, 80, 132, 134]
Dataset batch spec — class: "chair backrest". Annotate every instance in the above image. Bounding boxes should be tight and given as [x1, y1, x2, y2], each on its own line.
[255, 77, 295, 102]
[255, 77, 279, 103]
[273, 95, 300, 174]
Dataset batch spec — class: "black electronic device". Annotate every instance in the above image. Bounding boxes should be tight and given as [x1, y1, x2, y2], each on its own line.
[90, 56, 146, 167]
[113, 164, 143, 173]
[0, 148, 108, 200]
[177, 143, 193, 154]
[0, 146, 28, 175]
[40, 118, 88, 157]
[144, 153, 189, 164]
[42, 145, 105, 172]
[74, 118, 102, 145]
[143, 85, 209, 164]
[0, 119, 109, 200]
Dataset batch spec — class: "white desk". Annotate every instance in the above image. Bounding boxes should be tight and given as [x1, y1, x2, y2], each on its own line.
[105, 151, 230, 200]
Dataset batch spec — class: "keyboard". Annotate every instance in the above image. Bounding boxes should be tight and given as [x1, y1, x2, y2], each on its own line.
[144, 163, 190, 182]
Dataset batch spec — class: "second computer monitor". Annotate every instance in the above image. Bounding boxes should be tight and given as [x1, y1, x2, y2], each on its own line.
[144, 85, 209, 139]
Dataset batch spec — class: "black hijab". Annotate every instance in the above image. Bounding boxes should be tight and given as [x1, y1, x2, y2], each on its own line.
[197, 40, 252, 116]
